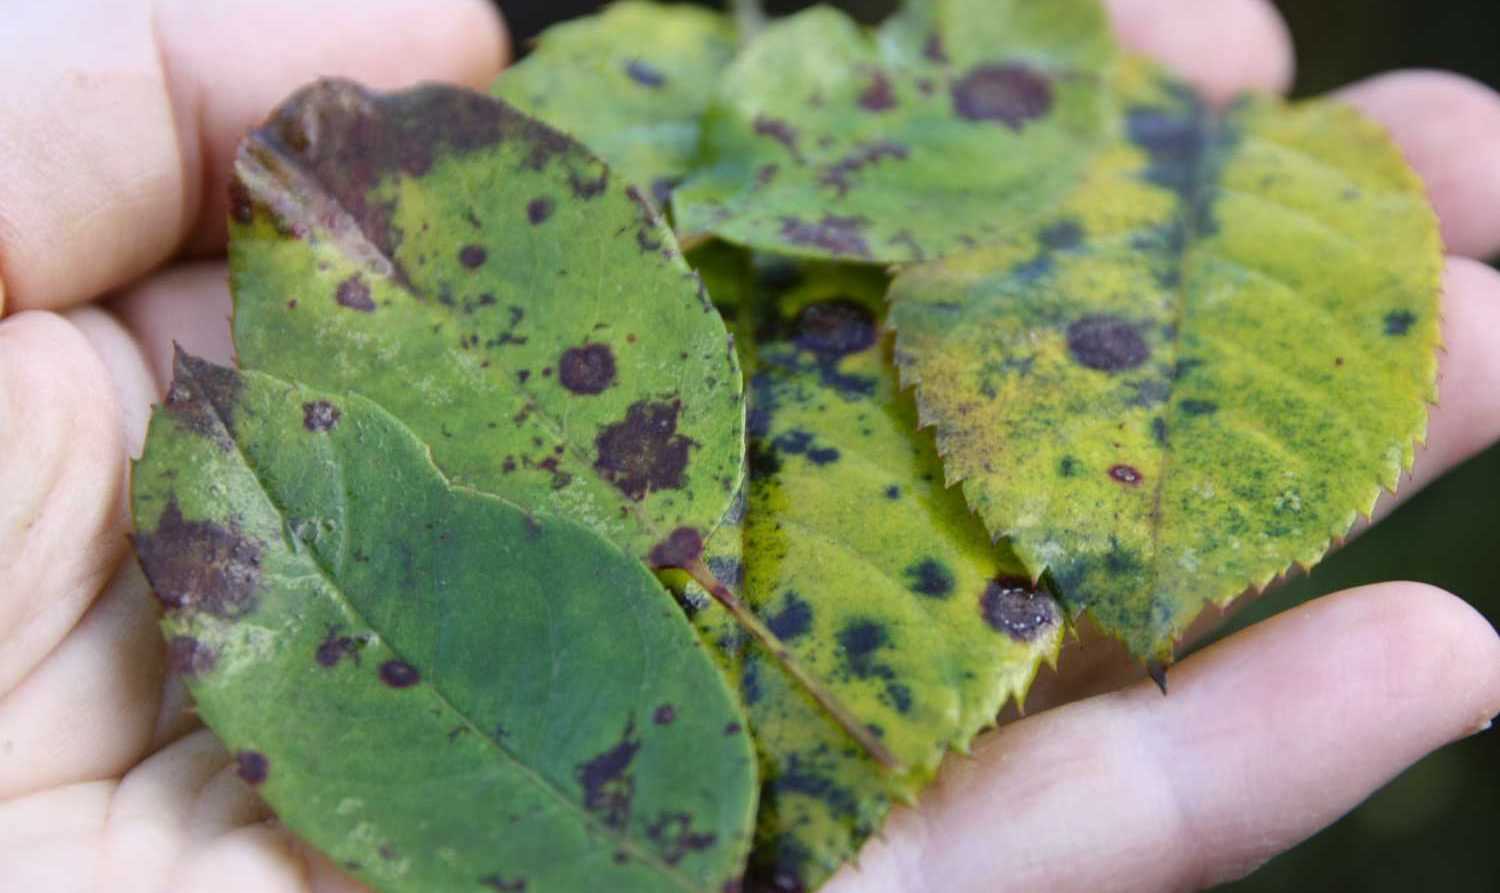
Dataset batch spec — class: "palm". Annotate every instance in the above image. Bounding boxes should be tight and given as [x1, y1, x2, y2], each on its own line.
[2, 2, 1496, 892]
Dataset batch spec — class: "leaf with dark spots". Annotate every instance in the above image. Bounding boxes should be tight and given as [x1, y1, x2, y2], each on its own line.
[674, 0, 1117, 262]
[230, 80, 745, 569]
[130, 361, 756, 893]
[493, 3, 737, 209]
[682, 253, 1062, 892]
[890, 57, 1441, 660]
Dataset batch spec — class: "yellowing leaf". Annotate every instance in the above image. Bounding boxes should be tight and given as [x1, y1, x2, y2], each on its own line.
[689, 251, 1063, 890]
[888, 62, 1442, 660]
[673, 0, 1117, 262]
[131, 354, 758, 893]
[493, 2, 738, 206]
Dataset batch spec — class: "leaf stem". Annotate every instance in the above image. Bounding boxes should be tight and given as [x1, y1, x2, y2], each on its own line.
[685, 559, 904, 772]
[732, 0, 768, 45]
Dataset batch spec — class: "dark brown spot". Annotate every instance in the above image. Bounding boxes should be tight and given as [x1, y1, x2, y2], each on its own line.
[923, 33, 949, 64]
[648, 811, 718, 865]
[649, 527, 704, 569]
[527, 197, 553, 225]
[166, 636, 217, 677]
[577, 721, 640, 829]
[235, 750, 269, 786]
[904, 558, 954, 599]
[979, 576, 1058, 641]
[335, 275, 375, 312]
[316, 628, 363, 668]
[379, 660, 420, 688]
[480, 875, 526, 892]
[594, 401, 694, 501]
[302, 400, 341, 432]
[133, 499, 263, 619]
[858, 72, 896, 112]
[1384, 310, 1416, 336]
[724, 722, 742, 735]
[780, 215, 871, 258]
[625, 59, 666, 88]
[754, 116, 802, 160]
[653, 704, 676, 725]
[952, 64, 1054, 129]
[794, 299, 878, 358]
[1066, 315, 1150, 372]
[459, 244, 488, 269]
[558, 343, 617, 395]
[819, 141, 910, 197]
[1110, 464, 1144, 486]
[766, 593, 813, 641]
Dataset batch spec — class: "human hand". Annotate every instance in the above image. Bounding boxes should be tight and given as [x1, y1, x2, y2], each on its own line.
[1, 2, 1496, 892]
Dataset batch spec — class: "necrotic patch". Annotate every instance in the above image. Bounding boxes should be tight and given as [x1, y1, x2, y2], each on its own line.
[459, 244, 488, 268]
[951, 64, 1054, 130]
[379, 660, 421, 688]
[335, 275, 376, 312]
[625, 59, 667, 89]
[558, 343, 617, 395]
[1066, 315, 1150, 372]
[577, 721, 640, 829]
[793, 299, 877, 358]
[593, 400, 694, 501]
[133, 499, 263, 619]
[527, 197, 554, 225]
[235, 750, 269, 786]
[302, 400, 341, 432]
[904, 558, 955, 598]
[979, 576, 1058, 641]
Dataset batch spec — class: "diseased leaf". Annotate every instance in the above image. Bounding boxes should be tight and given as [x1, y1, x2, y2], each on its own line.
[492, 1, 738, 207]
[888, 60, 1442, 660]
[132, 353, 758, 893]
[673, 0, 1117, 262]
[229, 78, 896, 768]
[687, 251, 1064, 890]
[229, 79, 743, 568]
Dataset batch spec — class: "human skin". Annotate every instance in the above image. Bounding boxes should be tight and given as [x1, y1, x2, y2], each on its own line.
[0, 1, 1497, 891]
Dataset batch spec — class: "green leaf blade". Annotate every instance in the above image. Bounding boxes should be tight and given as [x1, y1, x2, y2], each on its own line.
[689, 253, 1064, 889]
[492, 1, 740, 204]
[672, 0, 1118, 263]
[889, 63, 1442, 659]
[230, 79, 745, 566]
[132, 354, 758, 893]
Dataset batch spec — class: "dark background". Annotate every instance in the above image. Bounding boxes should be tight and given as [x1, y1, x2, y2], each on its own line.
[498, 2, 1500, 889]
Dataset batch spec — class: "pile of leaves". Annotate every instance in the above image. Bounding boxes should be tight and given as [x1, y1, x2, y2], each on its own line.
[129, 1, 1441, 891]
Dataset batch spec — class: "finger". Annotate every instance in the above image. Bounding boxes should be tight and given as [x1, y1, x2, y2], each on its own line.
[1104, 0, 1295, 102]
[0, 312, 128, 696]
[0, 0, 509, 315]
[832, 582, 1500, 893]
[1335, 70, 1500, 260]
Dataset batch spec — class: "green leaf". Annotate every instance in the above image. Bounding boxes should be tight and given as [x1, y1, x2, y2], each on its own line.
[687, 250, 1064, 890]
[492, 1, 738, 206]
[131, 353, 758, 893]
[888, 61, 1442, 660]
[229, 79, 744, 567]
[672, 0, 1117, 262]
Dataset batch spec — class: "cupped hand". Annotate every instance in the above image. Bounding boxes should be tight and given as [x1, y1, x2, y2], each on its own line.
[1, 2, 1497, 891]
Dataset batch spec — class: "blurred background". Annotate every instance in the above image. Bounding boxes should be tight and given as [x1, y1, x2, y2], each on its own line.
[498, 1, 1499, 889]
